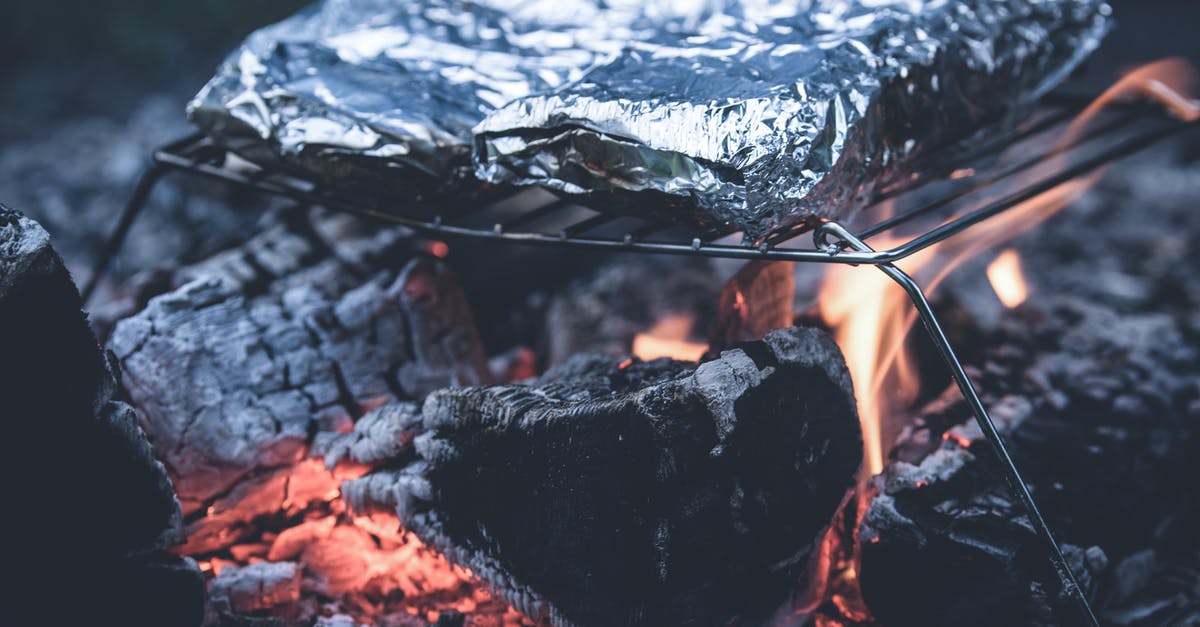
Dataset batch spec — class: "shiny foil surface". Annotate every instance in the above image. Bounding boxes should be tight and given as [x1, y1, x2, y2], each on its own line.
[191, 0, 1109, 239]
[188, 0, 724, 188]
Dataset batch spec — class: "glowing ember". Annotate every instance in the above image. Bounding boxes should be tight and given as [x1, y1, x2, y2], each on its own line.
[943, 430, 973, 449]
[184, 456, 530, 624]
[987, 249, 1029, 308]
[631, 313, 708, 362]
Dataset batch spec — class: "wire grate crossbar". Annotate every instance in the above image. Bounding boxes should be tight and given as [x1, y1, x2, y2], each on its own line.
[147, 96, 1192, 268]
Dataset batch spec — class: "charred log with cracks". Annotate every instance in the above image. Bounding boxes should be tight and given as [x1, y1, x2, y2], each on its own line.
[337, 327, 863, 626]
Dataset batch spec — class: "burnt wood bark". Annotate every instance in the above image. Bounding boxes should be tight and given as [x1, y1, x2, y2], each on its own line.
[0, 205, 203, 626]
[340, 326, 862, 627]
[313, 401, 423, 469]
[108, 210, 490, 554]
[207, 562, 303, 616]
[91, 204, 432, 339]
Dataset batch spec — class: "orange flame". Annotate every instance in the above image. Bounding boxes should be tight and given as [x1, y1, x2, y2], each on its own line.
[819, 58, 1198, 478]
[818, 236, 921, 476]
[631, 313, 708, 362]
[987, 249, 1029, 308]
[801, 59, 1200, 626]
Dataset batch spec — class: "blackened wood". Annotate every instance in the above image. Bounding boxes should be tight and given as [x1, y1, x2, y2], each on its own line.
[108, 211, 489, 551]
[313, 402, 422, 469]
[0, 205, 202, 627]
[344, 327, 862, 627]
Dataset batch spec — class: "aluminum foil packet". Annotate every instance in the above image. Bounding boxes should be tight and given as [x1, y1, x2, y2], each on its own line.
[475, 0, 1112, 240]
[190, 0, 1109, 239]
[187, 0, 728, 191]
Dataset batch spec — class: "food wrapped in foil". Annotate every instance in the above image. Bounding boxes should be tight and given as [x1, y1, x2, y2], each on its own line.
[187, 0, 724, 190]
[476, 0, 1111, 239]
[190, 0, 1109, 239]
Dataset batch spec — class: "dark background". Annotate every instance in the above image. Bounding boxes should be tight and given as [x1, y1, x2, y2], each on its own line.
[1, 0, 307, 138]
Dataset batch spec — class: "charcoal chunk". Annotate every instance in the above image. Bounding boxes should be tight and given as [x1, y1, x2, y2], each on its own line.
[0, 205, 200, 626]
[346, 326, 861, 626]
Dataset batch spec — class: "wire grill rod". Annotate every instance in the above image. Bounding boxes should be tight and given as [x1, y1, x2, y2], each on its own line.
[135, 99, 1191, 271]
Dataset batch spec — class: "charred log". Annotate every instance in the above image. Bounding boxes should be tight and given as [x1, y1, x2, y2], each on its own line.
[341, 326, 862, 627]
[108, 210, 489, 553]
[208, 561, 303, 617]
[98, 205, 419, 333]
[103, 210, 509, 624]
[0, 205, 202, 626]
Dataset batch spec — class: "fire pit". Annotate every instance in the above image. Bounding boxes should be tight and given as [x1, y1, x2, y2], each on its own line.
[6, 1, 1200, 626]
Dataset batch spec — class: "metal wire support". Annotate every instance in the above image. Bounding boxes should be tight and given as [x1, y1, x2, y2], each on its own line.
[81, 163, 168, 304]
[140, 99, 1189, 270]
[89, 99, 1182, 298]
[814, 221, 1100, 627]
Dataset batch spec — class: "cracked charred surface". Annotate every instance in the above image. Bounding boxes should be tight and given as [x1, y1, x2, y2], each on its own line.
[108, 211, 489, 554]
[337, 327, 862, 627]
[1, 205, 203, 626]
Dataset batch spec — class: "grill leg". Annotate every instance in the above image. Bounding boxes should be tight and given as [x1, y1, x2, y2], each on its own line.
[878, 261, 1098, 627]
[813, 221, 1098, 626]
[81, 164, 168, 305]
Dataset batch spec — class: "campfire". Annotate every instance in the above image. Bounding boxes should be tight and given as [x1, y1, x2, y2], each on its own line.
[7, 2, 1200, 626]
[83, 58, 1200, 625]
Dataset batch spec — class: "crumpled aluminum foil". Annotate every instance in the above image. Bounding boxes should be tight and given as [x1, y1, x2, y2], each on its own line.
[187, 0, 729, 188]
[190, 0, 1109, 239]
[475, 0, 1112, 240]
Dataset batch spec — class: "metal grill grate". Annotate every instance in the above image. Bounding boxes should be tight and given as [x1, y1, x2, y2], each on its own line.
[141, 95, 1189, 267]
